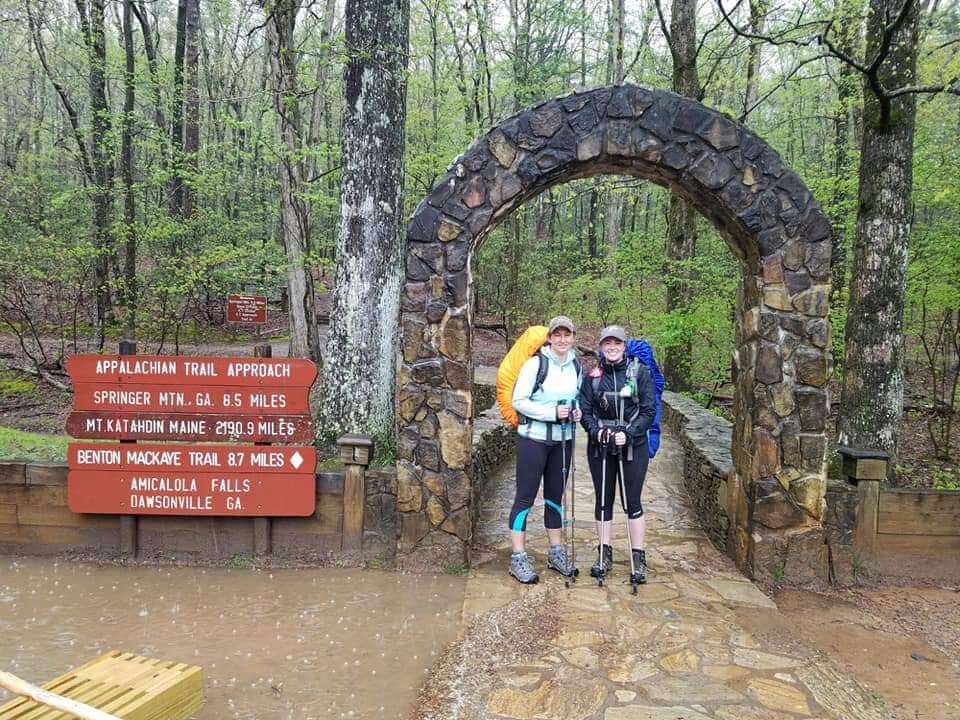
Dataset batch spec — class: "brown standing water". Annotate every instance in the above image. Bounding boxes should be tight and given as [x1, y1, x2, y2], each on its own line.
[0, 559, 467, 719]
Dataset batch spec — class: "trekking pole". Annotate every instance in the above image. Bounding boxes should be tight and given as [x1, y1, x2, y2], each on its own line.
[569, 398, 578, 585]
[557, 400, 570, 587]
[596, 431, 607, 588]
[618, 395, 638, 595]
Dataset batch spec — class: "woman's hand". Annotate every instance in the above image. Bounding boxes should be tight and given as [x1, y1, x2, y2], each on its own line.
[557, 403, 571, 420]
[571, 407, 582, 422]
[614, 431, 627, 446]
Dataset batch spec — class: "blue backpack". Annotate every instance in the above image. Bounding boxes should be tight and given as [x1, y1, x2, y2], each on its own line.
[625, 339, 664, 458]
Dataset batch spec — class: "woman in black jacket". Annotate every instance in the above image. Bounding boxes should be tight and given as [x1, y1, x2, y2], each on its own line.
[579, 325, 657, 586]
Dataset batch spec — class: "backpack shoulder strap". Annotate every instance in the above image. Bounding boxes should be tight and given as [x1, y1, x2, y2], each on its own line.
[531, 352, 549, 396]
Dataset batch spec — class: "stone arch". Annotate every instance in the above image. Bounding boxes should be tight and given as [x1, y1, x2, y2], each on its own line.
[397, 85, 832, 576]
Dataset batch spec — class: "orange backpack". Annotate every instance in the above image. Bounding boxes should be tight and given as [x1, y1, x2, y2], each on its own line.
[495, 326, 549, 427]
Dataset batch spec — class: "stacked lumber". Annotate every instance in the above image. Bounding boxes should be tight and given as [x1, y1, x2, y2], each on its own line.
[0, 651, 203, 720]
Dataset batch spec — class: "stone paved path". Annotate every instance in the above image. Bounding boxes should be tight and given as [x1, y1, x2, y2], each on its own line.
[453, 431, 892, 720]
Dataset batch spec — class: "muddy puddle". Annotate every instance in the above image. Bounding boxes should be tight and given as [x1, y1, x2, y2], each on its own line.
[0, 558, 467, 719]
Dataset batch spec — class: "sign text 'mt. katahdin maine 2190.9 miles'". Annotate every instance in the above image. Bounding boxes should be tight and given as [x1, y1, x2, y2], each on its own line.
[65, 354, 318, 516]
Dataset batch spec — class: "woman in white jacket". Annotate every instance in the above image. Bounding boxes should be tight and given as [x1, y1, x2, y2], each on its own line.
[507, 316, 582, 583]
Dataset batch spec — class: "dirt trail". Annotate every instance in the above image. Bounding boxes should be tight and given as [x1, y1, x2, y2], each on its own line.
[736, 586, 960, 720]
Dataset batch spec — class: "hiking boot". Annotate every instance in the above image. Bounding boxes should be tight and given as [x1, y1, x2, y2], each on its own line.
[547, 544, 576, 577]
[590, 544, 613, 578]
[509, 551, 539, 584]
[630, 548, 647, 585]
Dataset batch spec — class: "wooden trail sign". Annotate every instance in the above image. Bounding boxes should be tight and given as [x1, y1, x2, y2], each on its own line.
[66, 352, 319, 517]
[66, 355, 315, 386]
[73, 384, 309, 414]
[68, 471, 315, 516]
[66, 412, 314, 442]
[69, 443, 316, 472]
[226, 294, 267, 323]
[67, 442, 316, 516]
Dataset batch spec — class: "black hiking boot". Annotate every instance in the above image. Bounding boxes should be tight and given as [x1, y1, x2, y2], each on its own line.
[630, 549, 647, 586]
[590, 544, 613, 580]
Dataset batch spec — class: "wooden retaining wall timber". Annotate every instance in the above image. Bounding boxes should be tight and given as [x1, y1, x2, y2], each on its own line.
[0, 461, 397, 564]
[873, 488, 960, 579]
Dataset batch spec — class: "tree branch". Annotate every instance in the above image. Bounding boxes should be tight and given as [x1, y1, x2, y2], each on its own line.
[26, 5, 94, 182]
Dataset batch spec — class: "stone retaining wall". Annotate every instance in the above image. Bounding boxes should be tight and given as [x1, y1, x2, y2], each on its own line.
[660, 391, 733, 551]
[472, 382, 497, 417]
[471, 407, 515, 534]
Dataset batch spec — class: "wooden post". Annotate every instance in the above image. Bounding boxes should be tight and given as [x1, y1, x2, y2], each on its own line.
[838, 446, 889, 562]
[119, 340, 138, 559]
[337, 434, 373, 555]
[253, 343, 273, 558]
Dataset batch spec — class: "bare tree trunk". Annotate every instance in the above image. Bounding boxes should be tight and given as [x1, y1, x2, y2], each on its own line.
[132, 1, 167, 206]
[82, 0, 114, 348]
[663, 0, 699, 390]
[263, 0, 322, 362]
[169, 0, 187, 217]
[742, 0, 766, 118]
[121, 0, 137, 338]
[182, 0, 200, 218]
[319, 0, 410, 443]
[830, 0, 862, 305]
[305, 0, 337, 182]
[838, 0, 920, 471]
[604, 0, 626, 263]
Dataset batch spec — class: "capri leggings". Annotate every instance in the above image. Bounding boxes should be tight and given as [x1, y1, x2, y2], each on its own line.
[508, 435, 571, 532]
[588, 445, 649, 521]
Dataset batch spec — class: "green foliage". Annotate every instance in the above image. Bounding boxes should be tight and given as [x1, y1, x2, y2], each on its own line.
[228, 553, 256, 569]
[444, 562, 468, 576]
[931, 466, 959, 491]
[0, 370, 35, 398]
[366, 552, 391, 569]
[851, 553, 870, 581]
[0, 427, 72, 463]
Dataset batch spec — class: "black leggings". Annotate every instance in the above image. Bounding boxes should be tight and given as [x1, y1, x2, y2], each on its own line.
[508, 435, 571, 532]
[588, 443, 648, 522]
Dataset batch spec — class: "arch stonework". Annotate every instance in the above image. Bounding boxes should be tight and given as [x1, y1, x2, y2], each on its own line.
[397, 85, 832, 577]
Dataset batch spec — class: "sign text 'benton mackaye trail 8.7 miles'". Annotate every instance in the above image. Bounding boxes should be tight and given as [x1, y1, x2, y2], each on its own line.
[65, 354, 319, 516]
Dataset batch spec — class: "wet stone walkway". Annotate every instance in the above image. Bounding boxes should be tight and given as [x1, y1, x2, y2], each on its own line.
[455, 431, 891, 720]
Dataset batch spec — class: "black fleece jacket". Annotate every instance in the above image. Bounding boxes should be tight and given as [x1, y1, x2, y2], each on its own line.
[578, 355, 657, 446]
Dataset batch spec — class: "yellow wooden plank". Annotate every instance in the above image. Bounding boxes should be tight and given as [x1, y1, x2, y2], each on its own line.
[109, 665, 201, 719]
[0, 653, 202, 720]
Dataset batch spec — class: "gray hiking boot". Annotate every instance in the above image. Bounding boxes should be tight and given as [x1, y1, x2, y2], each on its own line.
[509, 551, 539, 584]
[590, 544, 613, 578]
[547, 544, 576, 577]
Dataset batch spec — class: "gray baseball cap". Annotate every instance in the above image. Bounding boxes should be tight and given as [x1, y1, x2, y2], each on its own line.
[547, 315, 576, 334]
[599, 325, 627, 343]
